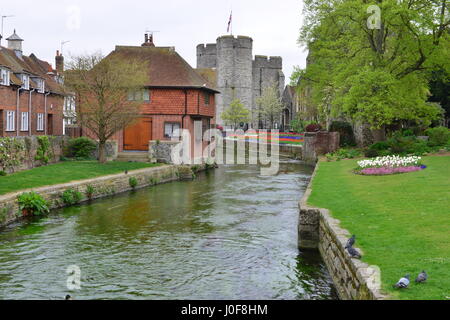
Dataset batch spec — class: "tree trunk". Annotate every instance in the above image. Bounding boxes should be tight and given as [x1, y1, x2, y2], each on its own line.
[98, 141, 107, 164]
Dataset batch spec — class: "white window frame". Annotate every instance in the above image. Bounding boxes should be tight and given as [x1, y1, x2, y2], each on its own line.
[21, 74, 30, 90]
[164, 122, 181, 139]
[21, 112, 29, 132]
[34, 78, 45, 93]
[37, 113, 44, 131]
[6, 111, 15, 132]
[0, 68, 10, 86]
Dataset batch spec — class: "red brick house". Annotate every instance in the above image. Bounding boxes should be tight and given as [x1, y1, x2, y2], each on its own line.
[0, 30, 65, 137]
[96, 34, 218, 154]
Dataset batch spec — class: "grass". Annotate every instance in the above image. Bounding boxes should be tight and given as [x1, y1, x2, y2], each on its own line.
[308, 156, 450, 300]
[0, 161, 161, 196]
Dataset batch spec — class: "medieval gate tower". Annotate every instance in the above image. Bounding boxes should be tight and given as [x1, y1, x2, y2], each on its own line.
[197, 35, 285, 128]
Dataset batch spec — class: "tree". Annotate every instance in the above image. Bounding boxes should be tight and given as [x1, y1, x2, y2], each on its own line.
[65, 53, 148, 163]
[256, 84, 284, 129]
[221, 99, 251, 130]
[298, 0, 449, 129]
[289, 66, 305, 86]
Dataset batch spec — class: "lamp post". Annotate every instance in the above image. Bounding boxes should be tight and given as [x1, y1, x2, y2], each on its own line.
[0, 15, 14, 46]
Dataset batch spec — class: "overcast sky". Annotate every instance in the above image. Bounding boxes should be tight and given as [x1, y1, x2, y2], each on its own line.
[0, 0, 307, 81]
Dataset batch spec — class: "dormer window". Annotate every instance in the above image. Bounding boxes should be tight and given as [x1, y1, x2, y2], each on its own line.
[33, 78, 45, 93]
[0, 68, 10, 86]
[21, 74, 30, 90]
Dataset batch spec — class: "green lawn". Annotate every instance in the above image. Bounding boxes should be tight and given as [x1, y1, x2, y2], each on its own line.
[0, 161, 161, 196]
[308, 156, 450, 300]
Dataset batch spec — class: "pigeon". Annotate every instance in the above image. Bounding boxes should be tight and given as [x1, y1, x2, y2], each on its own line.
[345, 235, 356, 249]
[347, 246, 362, 259]
[393, 274, 410, 289]
[125, 170, 128, 175]
[415, 271, 428, 284]
[65, 294, 73, 300]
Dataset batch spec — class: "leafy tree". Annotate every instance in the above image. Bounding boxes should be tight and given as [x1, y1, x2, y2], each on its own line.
[289, 66, 305, 86]
[429, 68, 450, 125]
[221, 99, 251, 130]
[256, 84, 284, 129]
[299, 0, 450, 129]
[65, 53, 148, 163]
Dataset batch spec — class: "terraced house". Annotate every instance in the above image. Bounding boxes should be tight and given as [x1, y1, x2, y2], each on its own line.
[100, 34, 219, 154]
[0, 30, 65, 137]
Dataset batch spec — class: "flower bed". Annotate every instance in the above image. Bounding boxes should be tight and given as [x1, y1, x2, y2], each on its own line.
[356, 156, 426, 176]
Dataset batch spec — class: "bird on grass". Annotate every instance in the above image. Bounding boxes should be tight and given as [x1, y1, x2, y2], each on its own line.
[345, 235, 356, 249]
[415, 271, 428, 284]
[65, 294, 73, 300]
[393, 274, 410, 289]
[125, 170, 128, 175]
[347, 246, 362, 259]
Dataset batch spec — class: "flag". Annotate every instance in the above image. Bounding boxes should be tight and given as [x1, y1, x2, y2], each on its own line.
[227, 11, 233, 33]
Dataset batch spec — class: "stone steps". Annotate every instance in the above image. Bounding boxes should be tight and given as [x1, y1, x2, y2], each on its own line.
[116, 152, 150, 163]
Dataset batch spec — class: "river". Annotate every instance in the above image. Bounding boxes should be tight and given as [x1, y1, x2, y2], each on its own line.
[0, 160, 337, 300]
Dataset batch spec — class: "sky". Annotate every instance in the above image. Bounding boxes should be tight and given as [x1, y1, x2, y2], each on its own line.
[0, 0, 308, 82]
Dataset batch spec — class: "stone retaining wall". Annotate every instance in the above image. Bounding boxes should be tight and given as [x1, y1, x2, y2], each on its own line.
[0, 164, 205, 228]
[298, 163, 388, 300]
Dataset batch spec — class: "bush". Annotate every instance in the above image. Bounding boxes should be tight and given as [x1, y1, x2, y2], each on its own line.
[426, 127, 450, 147]
[61, 189, 83, 206]
[66, 137, 97, 159]
[329, 121, 356, 147]
[17, 192, 50, 216]
[35, 136, 54, 164]
[326, 148, 362, 161]
[305, 123, 322, 133]
[0, 171, 7, 176]
[85, 185, 96, 200]
[129, 177, 138, 189]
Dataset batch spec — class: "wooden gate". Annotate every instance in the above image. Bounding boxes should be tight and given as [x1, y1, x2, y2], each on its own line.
[123, 117, 153, 151]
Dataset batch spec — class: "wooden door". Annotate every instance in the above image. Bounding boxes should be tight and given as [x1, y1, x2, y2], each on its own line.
[47, 114, 53, 135]
[124, 118, 152, 151]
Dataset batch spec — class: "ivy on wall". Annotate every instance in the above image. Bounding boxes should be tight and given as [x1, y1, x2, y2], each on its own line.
[0, 138, 25, 173]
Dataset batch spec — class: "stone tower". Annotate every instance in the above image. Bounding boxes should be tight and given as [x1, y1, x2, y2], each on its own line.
[196, 35, 284, 129]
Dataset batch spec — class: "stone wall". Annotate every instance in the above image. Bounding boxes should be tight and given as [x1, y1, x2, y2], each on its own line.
[1, 135, 68, 174]
[302, 132, 340, 165]
[149, 141, 183, 164]
[0, 165, 200, 228]
[298, 164, 388, 300]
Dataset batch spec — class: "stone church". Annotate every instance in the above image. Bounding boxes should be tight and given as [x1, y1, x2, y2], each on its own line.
[196, 35, 285, 129]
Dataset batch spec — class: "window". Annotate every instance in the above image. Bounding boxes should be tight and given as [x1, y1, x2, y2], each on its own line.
[21, 74, 30, 90]
[0, 68, 10, 86]
[164, 122, 181, 139]
[204, 92, 210, 106]
[128, 90, 151, 102]
[6, 111, 15, 131]
[21, 112, 29, 131]
[37, 113, 44, 131]
[33, 78, 45, 93]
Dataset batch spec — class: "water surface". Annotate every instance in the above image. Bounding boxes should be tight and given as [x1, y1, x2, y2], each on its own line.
[0, 161, 336, 300]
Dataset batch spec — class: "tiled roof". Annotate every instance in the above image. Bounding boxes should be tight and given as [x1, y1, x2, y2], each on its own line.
[0, 46, 65, 95]
[196, 68, 217, 89]
[108, 46, 219, 93]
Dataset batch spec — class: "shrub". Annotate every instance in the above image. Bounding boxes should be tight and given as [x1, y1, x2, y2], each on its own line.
[0, 137, 25, 172]
[305, 123, 322, 133]
[85, 185, 96, 200]
[0, 171, 7, 176]
[329, 121, 356, 147]
[66, 137, 97, 159]
[326, 148, 362, 161]
[426, 127, 450, 147]
[61, 189, 83, 206]
[17, 192, 50, 216]
[129, 177, 138, 189]
[35, 136, 54, 164]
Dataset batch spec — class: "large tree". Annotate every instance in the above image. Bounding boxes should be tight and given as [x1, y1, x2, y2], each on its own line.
[65, 53, 148, 163]
[299, 0, 449, 129]
[256, 84, 285, 129]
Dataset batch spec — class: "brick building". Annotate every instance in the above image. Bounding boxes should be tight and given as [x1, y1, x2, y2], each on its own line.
[97, 34, 219, 154]
[0, 30, 65, 137]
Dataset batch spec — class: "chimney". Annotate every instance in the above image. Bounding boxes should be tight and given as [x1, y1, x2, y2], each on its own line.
[55, 50, 64, 75]
[142, 32, 155, 47]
